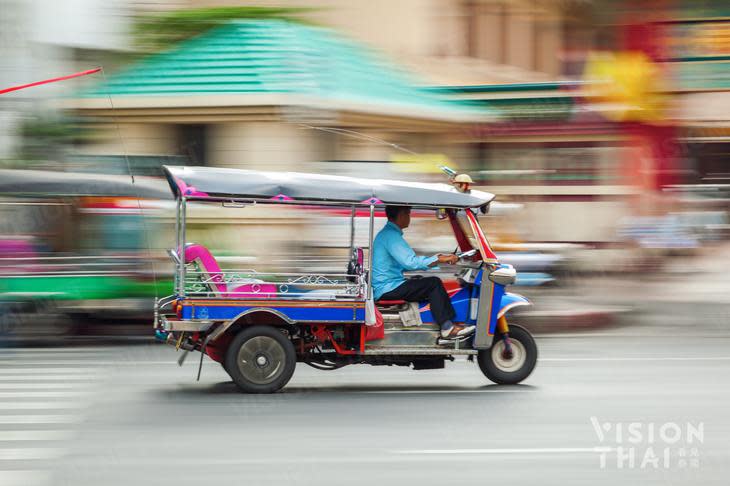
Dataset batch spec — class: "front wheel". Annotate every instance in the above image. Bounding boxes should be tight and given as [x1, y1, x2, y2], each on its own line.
[224, 326, 296, 393]
[477, 324, 537, 385]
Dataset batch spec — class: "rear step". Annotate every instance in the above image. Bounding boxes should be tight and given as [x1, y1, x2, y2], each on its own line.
[377, 328, 440, 346]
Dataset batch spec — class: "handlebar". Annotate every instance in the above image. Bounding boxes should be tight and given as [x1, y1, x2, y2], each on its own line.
[454, 249, 478, 259]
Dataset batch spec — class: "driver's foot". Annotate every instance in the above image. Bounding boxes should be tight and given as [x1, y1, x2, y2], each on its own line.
[440, 323, 476, 339]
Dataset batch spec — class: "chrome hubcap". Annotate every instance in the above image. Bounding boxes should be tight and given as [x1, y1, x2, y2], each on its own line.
[237, 336, 285, 385]
[491, 338, 527, 373]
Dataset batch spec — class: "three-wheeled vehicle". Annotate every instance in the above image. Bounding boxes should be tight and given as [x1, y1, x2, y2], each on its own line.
[155, 165, 537, 393]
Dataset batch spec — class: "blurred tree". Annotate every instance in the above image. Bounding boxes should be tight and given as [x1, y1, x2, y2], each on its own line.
[133, 6, 314, 52]
[17, 115, 93, 165]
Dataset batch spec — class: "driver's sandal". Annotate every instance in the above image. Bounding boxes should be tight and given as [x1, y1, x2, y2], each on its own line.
[439, 323, 475, 340]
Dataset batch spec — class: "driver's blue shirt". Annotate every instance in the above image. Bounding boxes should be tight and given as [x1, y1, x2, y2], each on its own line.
[371, 221, 438, 300]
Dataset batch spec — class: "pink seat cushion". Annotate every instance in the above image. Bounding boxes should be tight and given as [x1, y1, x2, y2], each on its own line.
[184, 244, 227, 294]
[184, 243, 276, 298]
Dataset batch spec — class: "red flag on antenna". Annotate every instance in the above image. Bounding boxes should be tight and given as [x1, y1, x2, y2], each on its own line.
[0, 67, 101, 95]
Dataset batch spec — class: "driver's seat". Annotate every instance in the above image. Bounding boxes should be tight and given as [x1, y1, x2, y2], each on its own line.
[376, 299, 407, 306]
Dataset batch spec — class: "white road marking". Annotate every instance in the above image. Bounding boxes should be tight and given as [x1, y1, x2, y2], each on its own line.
[396, 447, 613, 454]
[0, 347, 108, 353]
[0, 448, 65, 460]
[0, 361, 124, 366]
[0, 415, 82, 424]
[0, 352, 105, 358]
[0, 368, 99, 374]
[0, 354, 104, 365]
[0, 471, 51, 486]
[0, 360, 183, 366]
[355, 389, 534, 394]
[77, 451, 615, 467]
[0, 375, 97, 381]
[0, 430, 74, 441]
[0, 383, 91, 390]
[0, 402, 87, 410]
[0, 391, 91, 398]
[541, 356, 730, 362]
[0, 355, 91, 486]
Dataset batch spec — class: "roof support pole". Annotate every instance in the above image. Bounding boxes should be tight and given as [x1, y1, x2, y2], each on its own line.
[179, 197, 187, 298]
[367, 204, 375, 300]
[175, 197, 181, 295]
[364, 204, 377, 325]
[349, 205, 356, 253]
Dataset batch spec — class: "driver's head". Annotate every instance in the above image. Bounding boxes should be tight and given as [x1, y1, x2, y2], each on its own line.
[385, 205, 411, 229]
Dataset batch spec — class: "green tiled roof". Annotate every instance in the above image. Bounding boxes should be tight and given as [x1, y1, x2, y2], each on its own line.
[82, 20, 492, 120]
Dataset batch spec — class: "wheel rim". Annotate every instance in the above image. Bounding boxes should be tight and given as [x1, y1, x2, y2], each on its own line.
[491, 337, 527, 373]
[236, 336, 286, 385]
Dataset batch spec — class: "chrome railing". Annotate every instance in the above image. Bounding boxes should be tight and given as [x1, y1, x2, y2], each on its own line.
[182, 266, 365, 301]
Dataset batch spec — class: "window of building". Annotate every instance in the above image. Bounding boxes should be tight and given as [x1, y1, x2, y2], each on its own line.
[177, 124, 208, 166]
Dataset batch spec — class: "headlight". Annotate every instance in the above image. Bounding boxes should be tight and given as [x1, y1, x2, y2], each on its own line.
[488, 265, 516, 286]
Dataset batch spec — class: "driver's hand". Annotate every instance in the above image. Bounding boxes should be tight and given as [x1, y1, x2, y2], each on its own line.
[437, 254, 459, 265]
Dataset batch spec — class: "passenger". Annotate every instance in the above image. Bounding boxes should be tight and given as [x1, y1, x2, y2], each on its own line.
[372, 205, 475, 339]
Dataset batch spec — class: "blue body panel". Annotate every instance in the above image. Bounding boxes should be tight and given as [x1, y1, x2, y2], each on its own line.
[179, 274, 527, 328]
[181, 301, 365, 322]
[498, 292, 530, 317]
[489, 284, 507, 334]
[418, 286, 470, 324]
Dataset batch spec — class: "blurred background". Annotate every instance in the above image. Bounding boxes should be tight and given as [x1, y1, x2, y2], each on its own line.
[1, 2, 729, 486]
[1, 0, 728, 338]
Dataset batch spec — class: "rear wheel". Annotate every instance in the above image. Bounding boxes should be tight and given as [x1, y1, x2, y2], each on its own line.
[477, 324, 537, 385]
[224, 326, 296, 393]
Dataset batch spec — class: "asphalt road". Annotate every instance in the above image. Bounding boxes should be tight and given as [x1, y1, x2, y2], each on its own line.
[1, 331, 729, 486]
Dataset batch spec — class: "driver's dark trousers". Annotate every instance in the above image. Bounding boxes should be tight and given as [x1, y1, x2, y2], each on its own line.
[379, 277, 456, 326]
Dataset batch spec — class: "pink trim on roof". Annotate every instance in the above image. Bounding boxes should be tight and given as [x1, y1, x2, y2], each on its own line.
[270, 194, 293, 202]
[175, 178, 209, 198]
[361, 197, 383, 205]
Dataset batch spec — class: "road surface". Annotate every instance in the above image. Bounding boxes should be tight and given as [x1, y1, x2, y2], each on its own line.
[0, 331, 728, 486]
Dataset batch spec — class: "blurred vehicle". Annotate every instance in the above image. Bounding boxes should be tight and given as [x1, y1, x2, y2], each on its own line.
[664, 184, 730, 241]
[0, 169, 172, 338]
[617, 215, 700, 252]
[155, 166, 537, 393]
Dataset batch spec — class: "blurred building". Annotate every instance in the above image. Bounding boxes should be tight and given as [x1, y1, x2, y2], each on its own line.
[19, 0, 728, 247]
[663, 2, 730, 187]
[0, 0, 131, 158]
[66, 0, 572, 177]
[70, 19, 492, 174]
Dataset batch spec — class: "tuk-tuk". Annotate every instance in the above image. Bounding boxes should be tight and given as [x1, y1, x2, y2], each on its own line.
[155, 165, 537, 393]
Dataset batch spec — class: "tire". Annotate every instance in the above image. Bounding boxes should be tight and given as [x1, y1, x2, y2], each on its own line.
[224, 326, 296, 393]
[477, 324, 537, 385]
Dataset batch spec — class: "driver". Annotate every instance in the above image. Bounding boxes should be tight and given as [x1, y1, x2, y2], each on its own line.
[372, 205, 476, 339]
